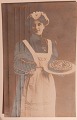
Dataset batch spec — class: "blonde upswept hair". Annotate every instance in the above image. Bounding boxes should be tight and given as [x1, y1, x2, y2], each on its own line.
[26, 11, 49, 27]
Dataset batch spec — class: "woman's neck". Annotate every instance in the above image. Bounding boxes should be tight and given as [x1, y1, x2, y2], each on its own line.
[30, 34, 42, 40]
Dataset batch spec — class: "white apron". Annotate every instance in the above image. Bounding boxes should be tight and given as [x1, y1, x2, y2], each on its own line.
[20, 39, 56, 117]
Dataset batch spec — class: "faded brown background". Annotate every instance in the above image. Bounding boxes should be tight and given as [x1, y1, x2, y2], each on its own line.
[2, 1, 76, 117]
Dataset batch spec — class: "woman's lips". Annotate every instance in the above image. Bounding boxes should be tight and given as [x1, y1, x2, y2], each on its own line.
[33, 29, 40, 32]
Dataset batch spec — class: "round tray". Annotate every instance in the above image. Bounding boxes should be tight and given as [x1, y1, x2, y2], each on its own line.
[44, 60, 75, 75]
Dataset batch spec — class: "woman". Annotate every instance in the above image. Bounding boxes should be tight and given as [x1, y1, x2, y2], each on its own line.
[12, 11, 58, 117]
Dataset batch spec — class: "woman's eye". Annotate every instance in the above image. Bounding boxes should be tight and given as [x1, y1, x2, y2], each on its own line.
[38, 23, 41, 26]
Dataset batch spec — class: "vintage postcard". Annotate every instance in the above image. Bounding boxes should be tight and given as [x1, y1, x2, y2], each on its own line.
[0, 0, 77, 120]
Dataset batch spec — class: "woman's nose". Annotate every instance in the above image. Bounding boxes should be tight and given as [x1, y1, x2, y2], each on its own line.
[35, 25, 39, 30]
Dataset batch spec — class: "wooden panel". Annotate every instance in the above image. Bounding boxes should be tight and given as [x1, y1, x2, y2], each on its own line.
[24, 3, 31, 41]
[14, 7, 20, 43]
[2, 4, 9, 116]
[7, 4, 16, 116]
[20, 7, 25, 41]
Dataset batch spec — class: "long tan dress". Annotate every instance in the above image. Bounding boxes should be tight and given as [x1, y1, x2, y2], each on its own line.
[20, 39, 56, 117]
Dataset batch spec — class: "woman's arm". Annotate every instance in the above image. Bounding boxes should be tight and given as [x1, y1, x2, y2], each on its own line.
[14, 42, 36, 75]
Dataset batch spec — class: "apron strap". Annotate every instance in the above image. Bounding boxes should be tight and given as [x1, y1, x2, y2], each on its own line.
[23, 39, 52, 66]
[23, 40, 39, 66]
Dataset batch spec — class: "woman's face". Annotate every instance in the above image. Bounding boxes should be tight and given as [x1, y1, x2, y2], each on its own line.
[31, 20, 45, 36]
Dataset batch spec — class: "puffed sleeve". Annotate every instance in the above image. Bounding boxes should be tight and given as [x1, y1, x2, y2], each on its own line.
[14, 41, 36, 75]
